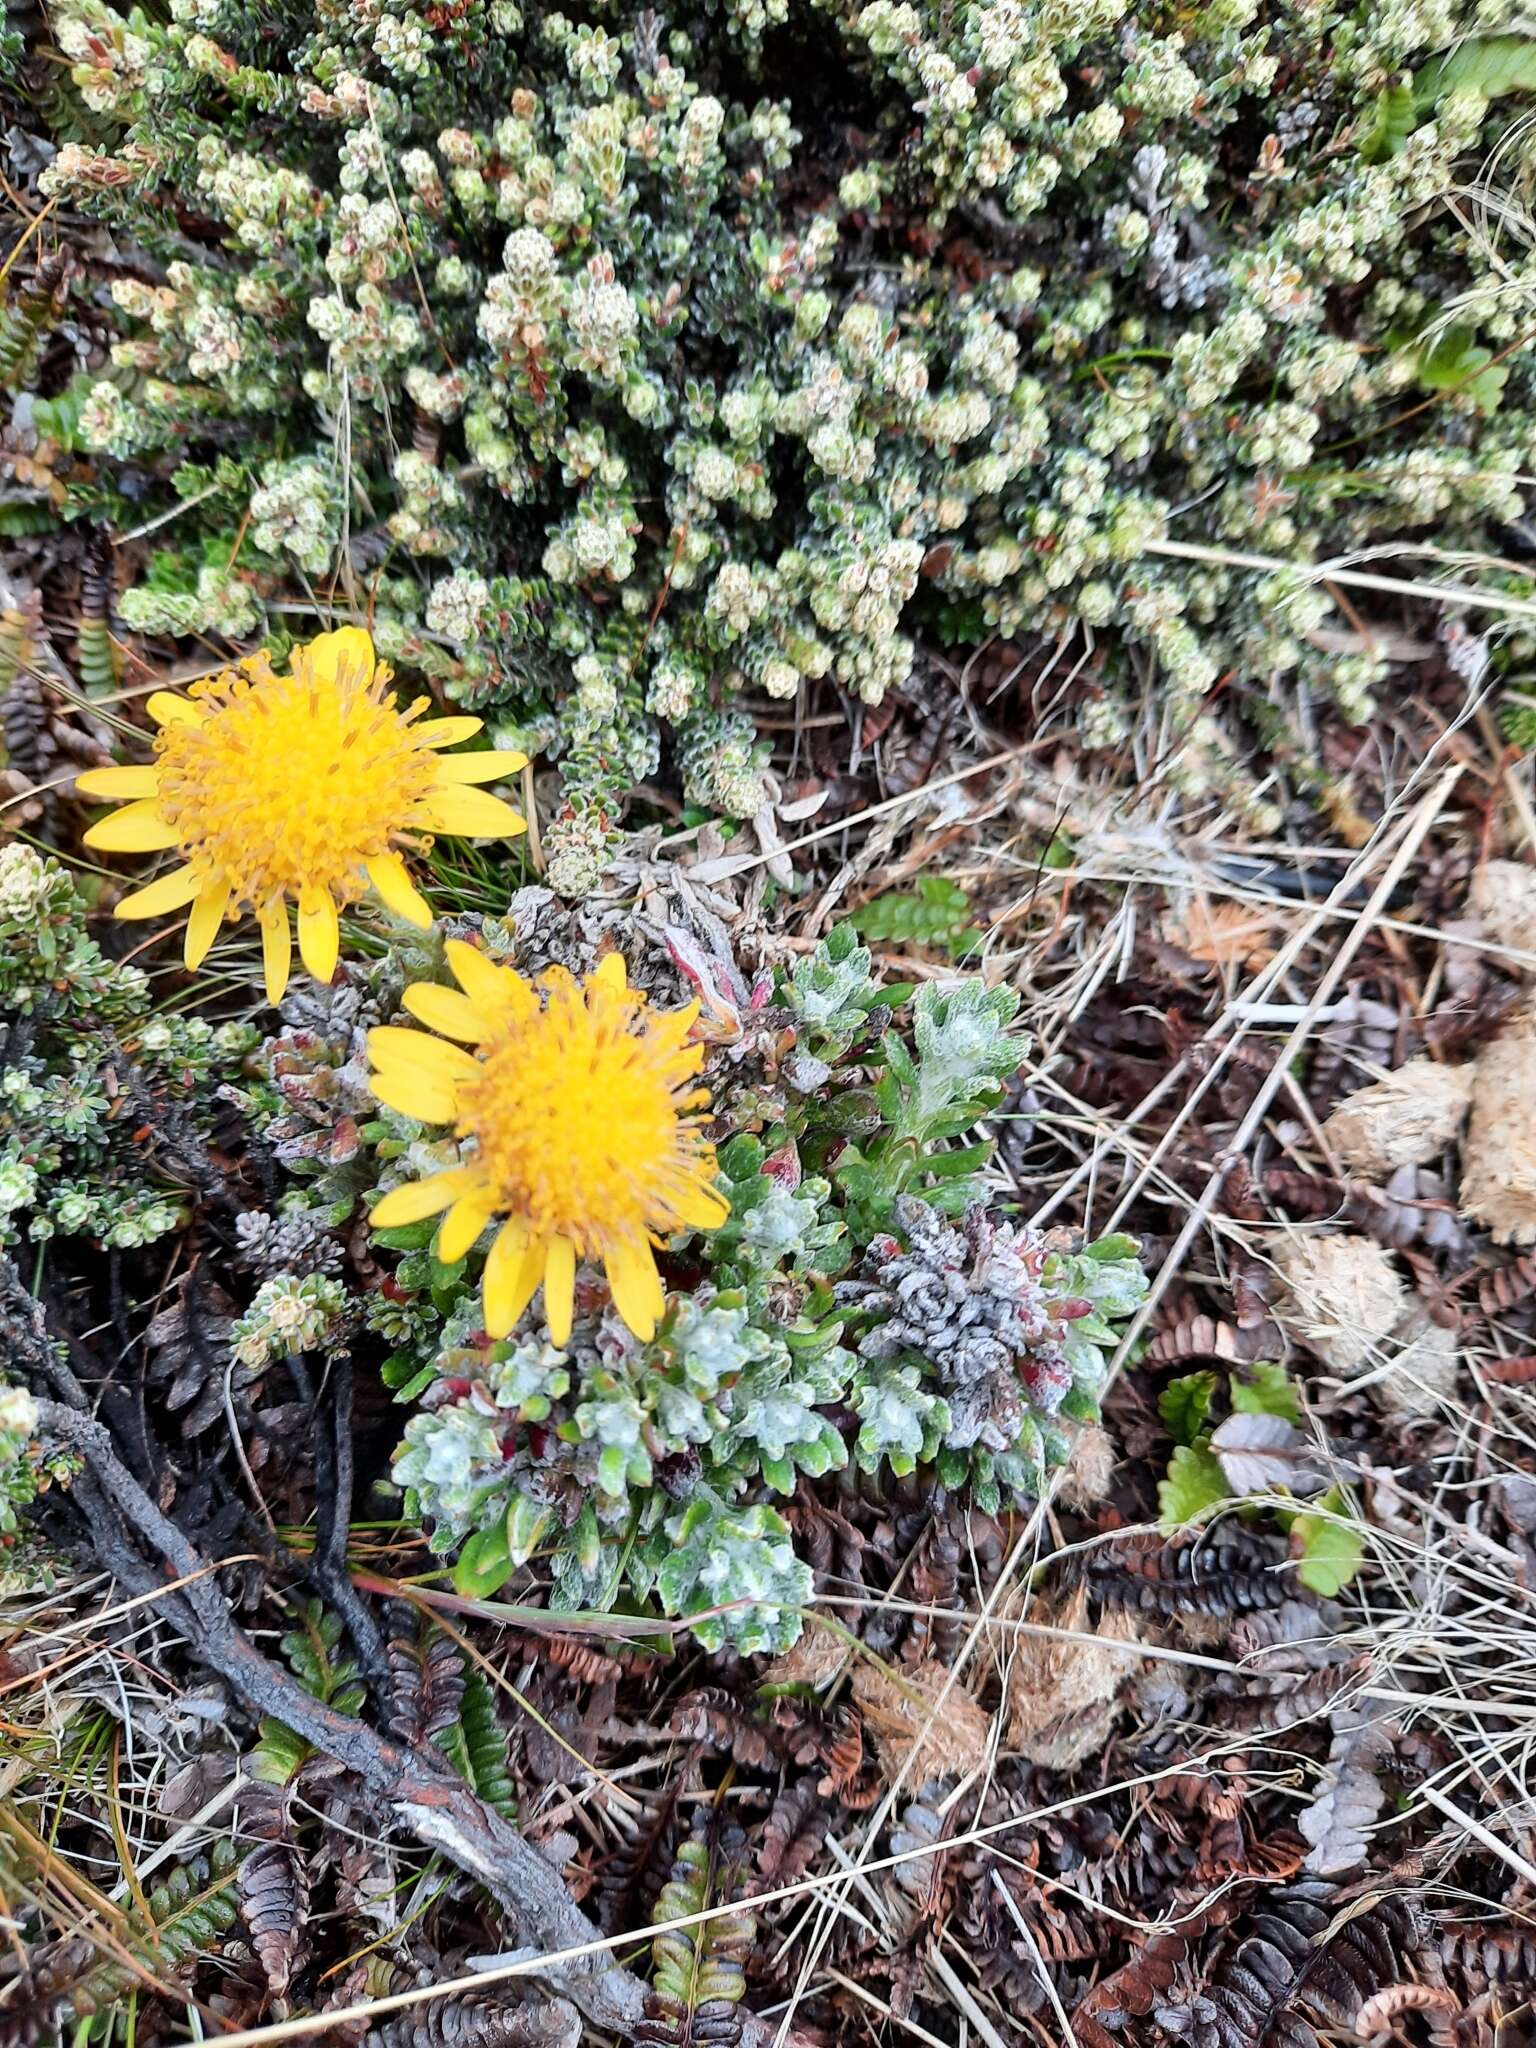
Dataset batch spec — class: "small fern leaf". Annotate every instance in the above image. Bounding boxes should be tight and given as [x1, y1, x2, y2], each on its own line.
[1357, 78, 1416, 160]
[1417, 33, 1536, 108]
[459, 1661, 517, 1819]
[1157, 1443, 1229, 1532]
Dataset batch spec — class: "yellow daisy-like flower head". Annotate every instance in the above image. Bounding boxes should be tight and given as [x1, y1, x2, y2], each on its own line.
[367, 944, 729, 1345]
[76, 627, 527, 1004]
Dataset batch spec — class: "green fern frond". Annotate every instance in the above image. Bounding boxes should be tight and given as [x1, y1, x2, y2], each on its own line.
[62, 1842, 240, 2024]
[648, 1834, 756, 2035]
[251, 1602, 367, 1787]
[456, 1662, 517, 1820]
[1500, 688, 1536, 754]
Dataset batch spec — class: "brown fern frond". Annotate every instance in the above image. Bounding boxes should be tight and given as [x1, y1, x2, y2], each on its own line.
[670, 1689, 775, 1768]
[814, 1706, 866, 1803]
[1089, 1529, 1290, 1619]
[1438, 1919, 1536, 1993]
[1264, 1166, 1348, 1219]
[596, 1776, 692, 1935]
[1145, 1313, 1249, 1366]
[1353, 1983, 1460, 2042]
[1479, 1249, 1536, 1317]
[385, 1621, 466, 1748]
[754, 1779, 830, 1892]
[903, 1514, 963, 1665]
[369, 1987, 581, 2047]
[1169, 1881, 1418, 2048]
[1072, 1923, 1202, 2048]
[237, 1783, 310, 1998]
[530, 1633, 628, 1684]
[1205, 1657, 1368, 1733]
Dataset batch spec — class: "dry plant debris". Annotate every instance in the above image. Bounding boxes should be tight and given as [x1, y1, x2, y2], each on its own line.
[1274, 1235, 1410, 1375]
[1001, 1584, 1142, 1772]
[851, 1657, 992, 1789]
[1460, 1009, 1536, 1244]
[7, 35, 1536, 2029]
[1320, 1059, 1475, 1177]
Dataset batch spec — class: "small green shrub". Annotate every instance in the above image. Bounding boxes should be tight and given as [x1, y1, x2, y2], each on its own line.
[29, 0, 1536, 849]
[373, 925, 1146, 1649]
[0, 845, 254, 1248]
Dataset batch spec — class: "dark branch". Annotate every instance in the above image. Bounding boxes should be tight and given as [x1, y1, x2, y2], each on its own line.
[288, 1348, 391, 1690]
[33, 1397, 652, 2036]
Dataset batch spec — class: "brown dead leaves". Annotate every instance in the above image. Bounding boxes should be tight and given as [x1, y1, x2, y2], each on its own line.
[851, 1658, 991, 1788]
[1001, 1584, 1141, 1772]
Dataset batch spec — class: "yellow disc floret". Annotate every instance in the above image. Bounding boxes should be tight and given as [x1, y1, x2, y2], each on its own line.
[76, 627, 527, 1003]
[367, 945, 729, 1344]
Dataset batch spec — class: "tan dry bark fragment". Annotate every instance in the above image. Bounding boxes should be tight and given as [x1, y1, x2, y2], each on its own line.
[851, 1656, 990, 1788]
[1462, 1014, 1536, 1244]
[1376, 1306, 1460, 1418]
[1320, 1058, 1474, 1175]
[1274, 1234, 1408, 1374]
[1470, 859, 1536, 961]
[1002, 1583, 1141, 1771]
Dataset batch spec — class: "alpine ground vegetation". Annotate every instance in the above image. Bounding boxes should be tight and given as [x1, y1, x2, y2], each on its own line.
[349, 923, 1146, 1651]
[23, 0, 1536, 863]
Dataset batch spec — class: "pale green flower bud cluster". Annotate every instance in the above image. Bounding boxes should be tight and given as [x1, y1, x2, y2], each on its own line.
[231, 1272, 351, 1370]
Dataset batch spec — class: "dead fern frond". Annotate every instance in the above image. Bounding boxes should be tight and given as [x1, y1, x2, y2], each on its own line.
[1162, 1881, 1419, 2047]
[1089, 1528, 1291, 1619]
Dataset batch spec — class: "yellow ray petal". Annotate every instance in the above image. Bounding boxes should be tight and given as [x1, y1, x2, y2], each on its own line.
[184, 879, 231, 971]
[83, 801, 183, 853]
[296, 886, 340, 984]
[74, 765, 159, 800]
[484, 1222, 543, 1339]
[674, 1182, 731, 1231]
[419, 717, 485, 748]
[365, 853, 432, 929]
[300, 625, 374, 687]
[544, 1237, 577, 1347]
[437, 1194, 496, 1264]
[259, 898, 292, 1006]
[369, 1068, 459, 1125]
[367, 1026, 481, 1087]
[444, 939, 529, 1016]
[413, 788, 528, 839]
[431, 750, 528, 785]
[402, 982, 491, 1043]
[372, 1170, 477, 1228]
[146, 692, 200, 728]
[591, 952, 627, 993]
[605, 1239, 665, 1341]
[114, 865, 204, 920]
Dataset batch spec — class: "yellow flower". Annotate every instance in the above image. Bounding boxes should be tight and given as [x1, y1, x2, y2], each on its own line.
[366, 944, 729, 1345]
[76, 627, 527, 1004]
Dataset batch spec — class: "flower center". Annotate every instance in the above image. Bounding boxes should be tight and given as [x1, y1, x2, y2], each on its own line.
[153, 658, 438, 907]
[454, 976, 711, 1253]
